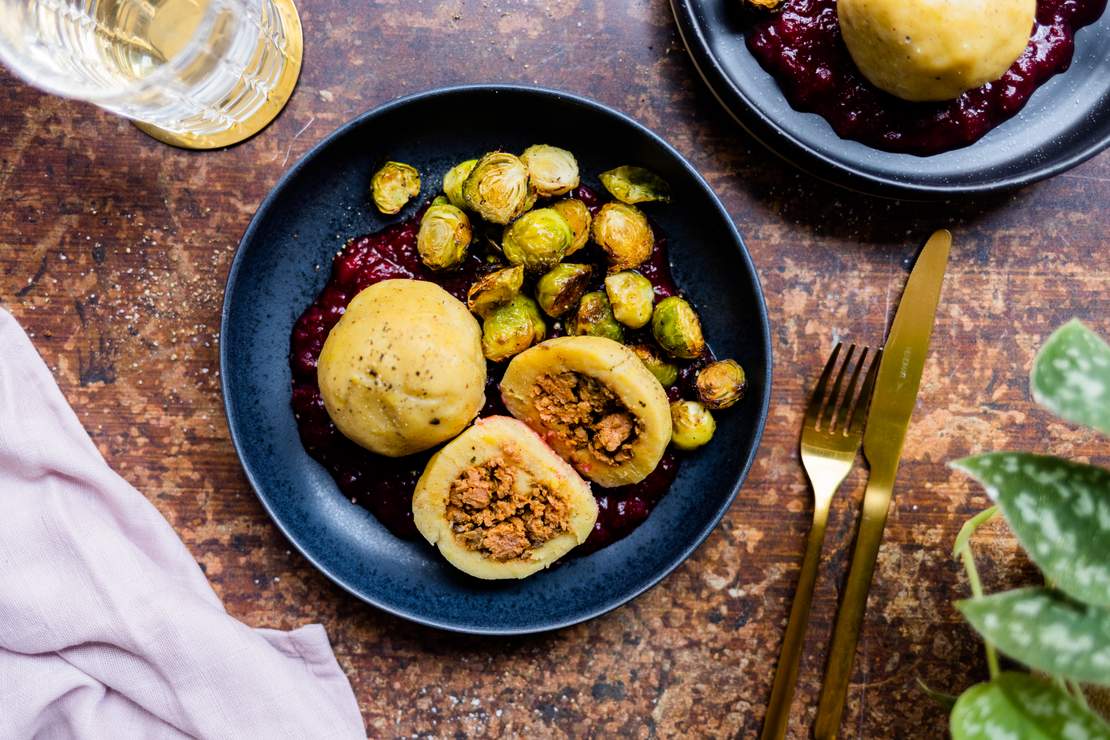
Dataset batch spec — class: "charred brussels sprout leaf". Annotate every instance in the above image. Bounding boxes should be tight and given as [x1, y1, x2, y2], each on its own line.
[571, 291, 624, 343]
[592, 202, 654, 272]
[696, 359, 747, 410]
[652, 296, 706, 359]
[462, 152, 533, 225]
[502, 208, 573, 272]
[443, 159, 478, 209]
[604, 270, 655, 329]
[520, 144, 580, 198]
[550, 198, 593, 256]
[535, 263, 593, 318]
[599, 165, 671, 205]
[371, 161, 421, 215]
[417, 204, 472, 270]
[481, 295, 547, 362]
[467, 265, 524, 318]
[630, 344, 679, 388]
[670, 400, 716, 450]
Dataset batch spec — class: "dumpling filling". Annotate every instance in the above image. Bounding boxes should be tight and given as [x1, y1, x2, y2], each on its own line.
[447, 452, 571, 561]
[530, 371, 642, 465]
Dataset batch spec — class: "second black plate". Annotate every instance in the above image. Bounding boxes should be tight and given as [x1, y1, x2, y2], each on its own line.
[671, 0, 1110, 199]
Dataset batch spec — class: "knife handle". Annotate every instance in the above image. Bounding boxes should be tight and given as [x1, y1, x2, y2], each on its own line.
[813, 473, 895, 740]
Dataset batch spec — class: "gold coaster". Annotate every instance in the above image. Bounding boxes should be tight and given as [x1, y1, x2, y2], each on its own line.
[133, 0, 304, 150]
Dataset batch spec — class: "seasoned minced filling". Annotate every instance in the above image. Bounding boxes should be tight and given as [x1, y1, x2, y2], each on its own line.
[447, 454, 571, 561]
[531, 371, 640, 464]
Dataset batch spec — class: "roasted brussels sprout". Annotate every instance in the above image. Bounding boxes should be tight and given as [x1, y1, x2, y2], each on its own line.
[696, 359, 747, 410]
[670, 400, 716, 451]
[371, 161, 421, 215]
[443, 159, 478, 209]
[652, 296, 706, 359]
[417, 204, 472, 270]
[462, 152, 533, 224]
[604, 270, 654, 329]
[629, 344, 679, 388]
[431, 195, 450, 207]
[482, 295, 547, 362]
[550, 197, 592, 255]
[571, 291, 624, 343]
[592, 202, 654, 271]
[599, 166, 671, 204]
[535, 263, 592, 318]
[467, 265, 524, 318]
[501, 208, 573, 272]
[520, 144, 580, 198]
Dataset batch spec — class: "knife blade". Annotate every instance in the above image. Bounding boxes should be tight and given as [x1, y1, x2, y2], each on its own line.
[813, 229, 952, 740]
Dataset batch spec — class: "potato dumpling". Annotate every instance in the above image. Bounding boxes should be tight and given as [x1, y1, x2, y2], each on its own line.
[838, 0, 1035, 102]
[412, 416, 598, 580]
[317, 279, 485, 457]
[500, 336, 672, 488]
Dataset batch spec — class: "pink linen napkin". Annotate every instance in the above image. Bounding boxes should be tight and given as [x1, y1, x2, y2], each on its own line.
[0, 307, 365, 739]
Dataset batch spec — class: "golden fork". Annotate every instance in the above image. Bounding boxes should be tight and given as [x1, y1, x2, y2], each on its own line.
[759, 343, 881, 740]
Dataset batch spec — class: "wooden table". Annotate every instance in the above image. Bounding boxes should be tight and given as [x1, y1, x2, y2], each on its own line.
[2, 2, 1107, 737]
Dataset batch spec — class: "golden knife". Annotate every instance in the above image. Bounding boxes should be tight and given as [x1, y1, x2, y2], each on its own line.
[813, 229, 952, 739]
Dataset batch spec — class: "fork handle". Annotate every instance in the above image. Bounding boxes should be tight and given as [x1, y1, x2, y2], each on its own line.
[759, 499, 832, 740]
[813, 470, 896, 740]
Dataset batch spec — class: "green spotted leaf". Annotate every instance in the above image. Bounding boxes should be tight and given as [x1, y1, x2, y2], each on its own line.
[951, 672, 1110, 740]
[1031, 319, 1110, 434]
[958, 588, 1110, 686]
[953, 453, 1110, 608]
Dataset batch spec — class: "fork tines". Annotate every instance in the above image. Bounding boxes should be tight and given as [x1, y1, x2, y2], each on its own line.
[805, 343, 882, 437]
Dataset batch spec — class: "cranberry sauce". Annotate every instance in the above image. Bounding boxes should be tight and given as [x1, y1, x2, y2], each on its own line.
[289, 186, 697, 552]
[747, 0, 1106, 154]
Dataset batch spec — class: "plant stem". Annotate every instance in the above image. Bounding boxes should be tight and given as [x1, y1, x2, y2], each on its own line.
[1068, 679, 1090, 711]
[958, 545, 1000, 679]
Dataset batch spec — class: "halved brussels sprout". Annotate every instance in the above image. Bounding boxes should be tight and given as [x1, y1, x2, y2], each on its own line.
[571, 291, 624, 343]
[629, 344, 679, 388]
[550, 197, 592, 255]
[535, 263, 592, 318]
[467, 265, 524, 318]
[652, 296, 706, 359]
[592, 202, 654, 271]
[501, 208, 573, 272]
[462, 152, 533, 224]
[443, 159, 478, 209]
[604, 270, 654, 329]
[371, 161, 421, 215]
[412, 415, 597, 580]
[670, 400, 716, 450]
[417, 204, 472, 270]
[696, 359, 747, 410]
[499, 336, 673, 487]
[482, 294, 547, 362]
[520, 144, 580, 198]
[599, 165, 671, 204]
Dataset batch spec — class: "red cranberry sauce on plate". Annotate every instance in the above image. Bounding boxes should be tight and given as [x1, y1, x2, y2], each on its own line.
[747, 0, 1107, 154]
[289, 186, 705, 553]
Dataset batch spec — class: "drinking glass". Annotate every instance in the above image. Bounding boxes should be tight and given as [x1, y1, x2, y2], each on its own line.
[0, 0, 303, 149]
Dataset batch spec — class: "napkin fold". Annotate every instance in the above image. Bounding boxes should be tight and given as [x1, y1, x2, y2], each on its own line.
[0, 307, 365, 739]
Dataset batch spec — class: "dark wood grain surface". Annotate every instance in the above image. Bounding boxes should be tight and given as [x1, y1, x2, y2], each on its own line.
[1, 2, 1107, 737]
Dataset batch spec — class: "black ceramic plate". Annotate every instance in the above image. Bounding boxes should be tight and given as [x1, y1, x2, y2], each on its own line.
[220, 85, 772, 635]
[671, 0, 1110, 199]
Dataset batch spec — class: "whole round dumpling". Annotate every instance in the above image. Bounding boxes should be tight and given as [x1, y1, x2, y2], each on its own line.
[317, 279, 486, 457]
[838, 0, 1035, 102]
[413, 416, 598, 580]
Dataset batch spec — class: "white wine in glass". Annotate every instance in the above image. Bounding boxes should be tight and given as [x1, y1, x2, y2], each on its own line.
[0, 0, 303, 148]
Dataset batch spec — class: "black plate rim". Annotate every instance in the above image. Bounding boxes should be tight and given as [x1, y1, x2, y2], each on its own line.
[219, 83, 774, 635]
[670, 0, 1110, 200]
